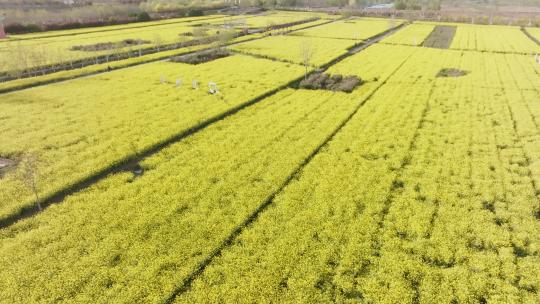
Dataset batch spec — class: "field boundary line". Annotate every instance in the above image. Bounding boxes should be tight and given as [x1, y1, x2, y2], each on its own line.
[521, 27, 540, 47]
[162, 34, 412, 303]
[379, 40, 540, 56]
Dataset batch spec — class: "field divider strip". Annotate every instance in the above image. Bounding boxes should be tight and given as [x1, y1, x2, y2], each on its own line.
[162, 39, 413, 302]
[379, 40, 540, 56]
[0, 19, 406, 229]
[1, 15, 228, 42]
[521, 27, 540, 47]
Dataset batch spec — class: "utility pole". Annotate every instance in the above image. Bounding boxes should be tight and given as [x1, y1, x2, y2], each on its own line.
[0, 14, 6, 39]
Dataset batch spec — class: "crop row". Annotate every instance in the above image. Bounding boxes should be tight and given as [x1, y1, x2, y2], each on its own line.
[0, 87, 380, 303]
[0, 16, 231, 73]
[222, 11, 331, 29]
[176, 43, 540, 303]
[0, 43, 214, 93]
[0, 55, 305, 223]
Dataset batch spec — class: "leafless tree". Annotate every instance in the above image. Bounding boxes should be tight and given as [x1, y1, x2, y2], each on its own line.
[137, 40, 143, 57]
[218, 30, 235, 49]
[153, 34, 163, 52]
[193, 27, 208, 40]
[300, 40, 314, 80]
[19, 153, 42, 211]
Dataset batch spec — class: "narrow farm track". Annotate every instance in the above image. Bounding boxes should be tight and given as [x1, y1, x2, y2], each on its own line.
[163, 42, 414, 302]
[0, 22, 407, 230]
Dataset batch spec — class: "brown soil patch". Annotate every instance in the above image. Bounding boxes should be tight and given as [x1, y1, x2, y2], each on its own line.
[437, 68, 469, 77]
[299, 73, 362, 93]
[423, 26, 456, 49]
[0, 157, 16, 178]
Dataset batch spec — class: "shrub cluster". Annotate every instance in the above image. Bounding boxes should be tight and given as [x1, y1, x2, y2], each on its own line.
[171, 49, 231, 64]
[436, 68, 469, 78]
[71, 39, 150, 52]
[299, 73, 362, 93]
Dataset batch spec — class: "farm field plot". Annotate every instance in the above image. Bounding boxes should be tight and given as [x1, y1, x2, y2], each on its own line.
[231, 35, 357, 66]
[0, 15, 540, 304]
[0, 11, 323, 74]
[0, 55, 304, 223]
[380, 23, 435, 46]
[291, 17, 402, 40]
[0, 18, 227, 73]
[0, 42, 212, 93]
[450, 24, 540, 54]
[0, 87, 379, 303]
[179, 45, 540, 304]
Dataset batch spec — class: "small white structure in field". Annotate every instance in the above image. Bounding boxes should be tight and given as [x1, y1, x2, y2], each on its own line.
[208, 82, 219, 94]
[160, 74, 166, 84]
[176, 79, 182, 87]
[192, 80, 199, 89]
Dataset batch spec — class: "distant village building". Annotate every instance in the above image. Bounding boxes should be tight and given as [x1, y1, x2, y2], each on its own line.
[366, 3, 395, 10]
[63, 0, 75, 4]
